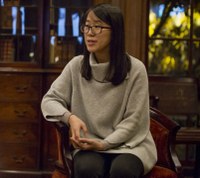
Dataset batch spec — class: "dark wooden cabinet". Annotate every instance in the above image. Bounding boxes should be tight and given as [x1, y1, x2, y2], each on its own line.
[0, 69, 64, 177]
[0, 72, 42, 177]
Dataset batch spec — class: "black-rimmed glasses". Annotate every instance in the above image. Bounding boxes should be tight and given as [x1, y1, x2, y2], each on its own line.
[81, 25, 111, 35]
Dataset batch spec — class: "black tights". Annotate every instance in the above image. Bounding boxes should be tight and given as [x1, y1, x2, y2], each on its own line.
[73, 150, 144, 178]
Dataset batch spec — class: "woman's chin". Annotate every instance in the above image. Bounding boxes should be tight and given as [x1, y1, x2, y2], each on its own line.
[86, 46, 97, 53]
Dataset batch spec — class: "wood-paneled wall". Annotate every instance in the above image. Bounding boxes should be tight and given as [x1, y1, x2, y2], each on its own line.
[93, 0, 148, 62]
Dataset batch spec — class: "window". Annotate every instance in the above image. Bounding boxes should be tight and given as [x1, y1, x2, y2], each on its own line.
[47, 0, 92, 66]
[147, 0, 200, 77]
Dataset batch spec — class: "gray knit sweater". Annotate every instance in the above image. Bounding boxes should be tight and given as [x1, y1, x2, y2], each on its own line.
[41, 54, 157, 175]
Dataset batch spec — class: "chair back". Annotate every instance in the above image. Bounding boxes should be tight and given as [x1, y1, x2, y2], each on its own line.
[150, 107, 181, 173]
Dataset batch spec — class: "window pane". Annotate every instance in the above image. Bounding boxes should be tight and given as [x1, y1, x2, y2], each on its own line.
[17, 35, 37, 62]
[192, 41, 200, 76]
[55, 7, 67, 37]
[193, 1, 200, 38]
[48, 0, 91, 66]
[148, 39, 189, 75]
[23, 7, 38, 28]
[0, 35, 37, 62]
[49, 36, 78, 65]
[0, 6, 38, 35]
[0, 36, 15, 62]
[0, 1, 40, 65]
[0, 7, 16, 34]
[149, 0, 190, 38]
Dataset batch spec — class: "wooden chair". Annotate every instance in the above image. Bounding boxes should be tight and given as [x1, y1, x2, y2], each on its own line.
[149, 76, 200, 178]
[51, 107, 182, 178]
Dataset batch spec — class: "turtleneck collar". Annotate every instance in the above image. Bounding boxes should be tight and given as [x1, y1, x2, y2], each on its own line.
[89, 53, 130, 82]
[89, 53, 110, 83]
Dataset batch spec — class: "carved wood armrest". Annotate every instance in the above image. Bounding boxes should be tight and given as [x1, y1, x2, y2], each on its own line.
[54, 122, 72, 177]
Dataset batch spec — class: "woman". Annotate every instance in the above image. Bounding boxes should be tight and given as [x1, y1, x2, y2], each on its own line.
[41, 3, 157, 178]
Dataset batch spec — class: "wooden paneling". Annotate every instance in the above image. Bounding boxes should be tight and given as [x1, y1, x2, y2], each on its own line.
[149, 76, 199, 115]
[93, 0, 148, 62]
[112, 0, 148, 62]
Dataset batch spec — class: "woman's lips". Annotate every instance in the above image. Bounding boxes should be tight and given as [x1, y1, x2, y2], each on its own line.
[87, 40, 97, 46]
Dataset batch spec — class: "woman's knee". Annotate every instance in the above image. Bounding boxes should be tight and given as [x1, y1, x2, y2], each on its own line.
[73, 151, 105, 178]
[109, 154, 144, 178]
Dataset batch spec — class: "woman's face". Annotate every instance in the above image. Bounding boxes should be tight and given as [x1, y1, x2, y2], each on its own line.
[83, 11, 111, 59]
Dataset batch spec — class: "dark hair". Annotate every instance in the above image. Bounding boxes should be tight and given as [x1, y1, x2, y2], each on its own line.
[81, 3, 131, 85]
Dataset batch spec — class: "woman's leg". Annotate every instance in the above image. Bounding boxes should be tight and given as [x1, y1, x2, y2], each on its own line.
[109, 154, 144, 178]
[73, 150, 106, 178]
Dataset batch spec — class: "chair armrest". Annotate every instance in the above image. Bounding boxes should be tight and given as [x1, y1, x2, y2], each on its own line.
[54, 122, 72, 177]
[150, 107, 183, 177]
[171, 146, 182, 176]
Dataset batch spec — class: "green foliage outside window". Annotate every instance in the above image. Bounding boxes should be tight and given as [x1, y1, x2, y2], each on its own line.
[148, 0, 200, 76]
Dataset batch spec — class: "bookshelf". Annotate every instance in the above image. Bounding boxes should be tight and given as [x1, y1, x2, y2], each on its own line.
[0, 0, 41, 65]
[0, 0, 92, 177]
[44, 0, 92, 67]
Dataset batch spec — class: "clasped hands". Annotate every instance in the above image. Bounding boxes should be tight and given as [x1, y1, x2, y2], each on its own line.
[68, 114, 105, 151]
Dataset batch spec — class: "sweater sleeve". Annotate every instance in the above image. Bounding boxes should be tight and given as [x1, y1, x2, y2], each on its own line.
[41, 61, 73, 122]
[104, 62, 150, 149]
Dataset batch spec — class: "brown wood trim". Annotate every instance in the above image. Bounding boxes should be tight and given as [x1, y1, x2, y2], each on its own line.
[176, 127, 200, 143]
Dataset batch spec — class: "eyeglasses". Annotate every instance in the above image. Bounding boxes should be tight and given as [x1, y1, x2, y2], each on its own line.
[81, 25, 111, 35]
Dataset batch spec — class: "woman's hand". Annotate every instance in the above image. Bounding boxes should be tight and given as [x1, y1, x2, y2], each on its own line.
[68, 114, 105, 151]
[68, 114, 88, 148]
[70, 137, 105, 151]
